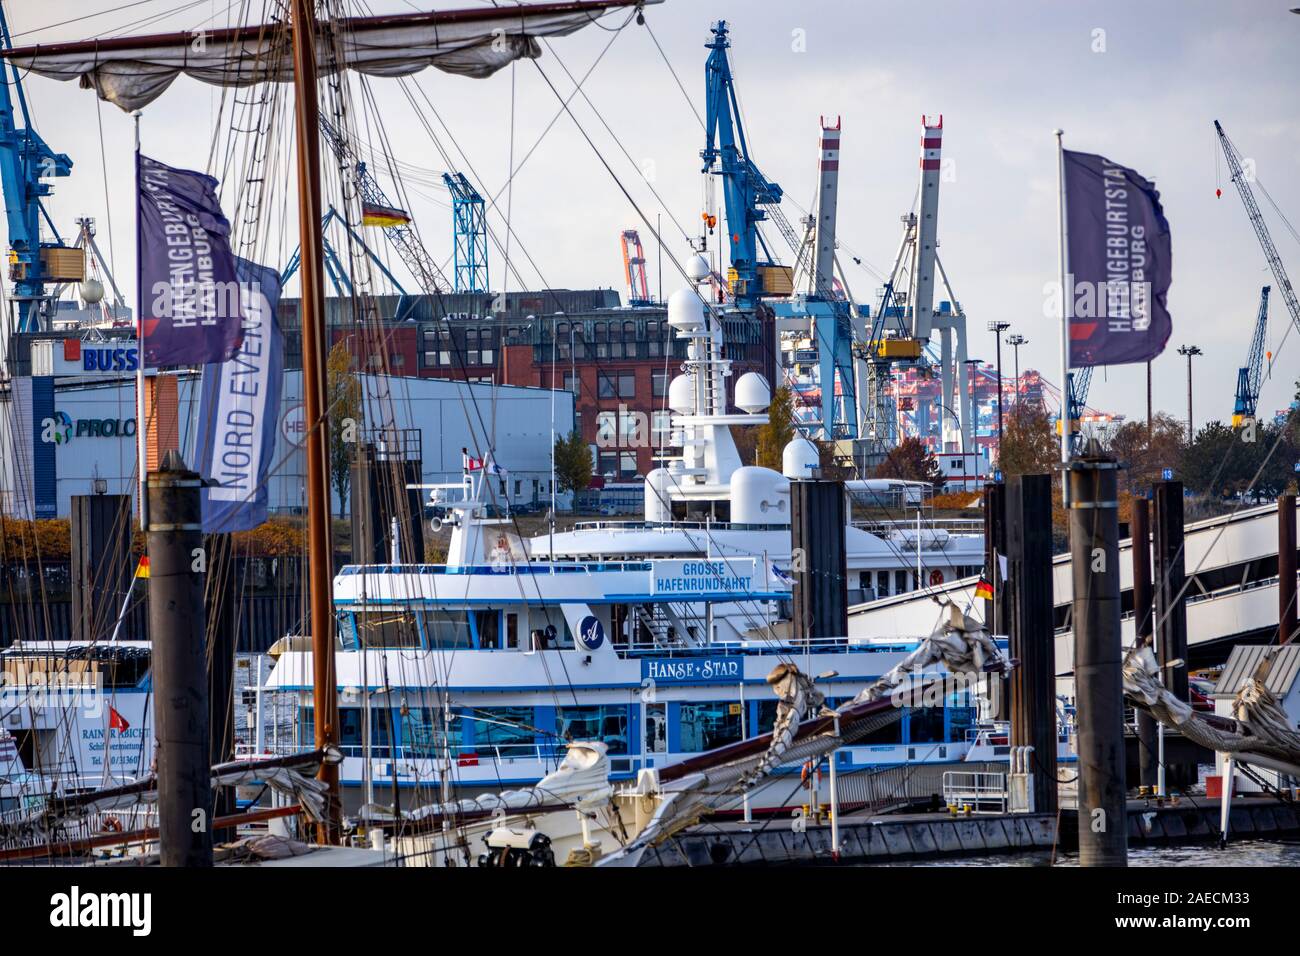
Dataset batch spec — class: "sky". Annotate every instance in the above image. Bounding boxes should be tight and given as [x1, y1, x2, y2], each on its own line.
[7, 0, 1300, 431]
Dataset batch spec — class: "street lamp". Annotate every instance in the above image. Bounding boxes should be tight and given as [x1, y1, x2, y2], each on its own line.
[1177, 344, 1202, 443]
[1006, 333, 1027, 408]
[987, 321, 1011, 451]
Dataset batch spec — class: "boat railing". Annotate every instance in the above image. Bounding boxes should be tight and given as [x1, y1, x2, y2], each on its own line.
[617, 635, 922, 657]
[853, 517, 986, 537]
[567, 519, 789, 533]
[336, 560, 654, 577]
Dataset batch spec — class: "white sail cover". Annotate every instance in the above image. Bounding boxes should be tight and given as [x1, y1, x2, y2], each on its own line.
[3, 0, 658, 113]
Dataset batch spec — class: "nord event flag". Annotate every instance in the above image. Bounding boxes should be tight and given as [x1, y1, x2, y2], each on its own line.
[136, 153, 245, 366]
[1063, 150, 1172, 366]
[195, 258, 284, 533]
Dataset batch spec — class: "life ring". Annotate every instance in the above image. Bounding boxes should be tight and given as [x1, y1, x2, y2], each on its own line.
[929, 568, 945, 587]
[101, 815, 123, 833]
[497, 535, 508, 550]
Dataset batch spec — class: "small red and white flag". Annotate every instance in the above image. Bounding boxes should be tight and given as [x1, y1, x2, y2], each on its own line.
[108, 706, 130, 733]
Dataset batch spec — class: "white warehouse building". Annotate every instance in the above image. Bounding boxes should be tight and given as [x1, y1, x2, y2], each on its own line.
[0, 369, 574, 519]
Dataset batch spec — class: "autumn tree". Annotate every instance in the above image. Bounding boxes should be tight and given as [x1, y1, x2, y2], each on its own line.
[553, 429, 593, 496]
[996, 403, 1058, 477]
[327, 340, 362, 518]
[1108, 412, 1186, 496]
[873, 436, 945, 490]
[755, 386, 796, 470]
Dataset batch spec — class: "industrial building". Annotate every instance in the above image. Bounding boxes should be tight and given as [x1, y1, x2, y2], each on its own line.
[0, 359, 573, 519]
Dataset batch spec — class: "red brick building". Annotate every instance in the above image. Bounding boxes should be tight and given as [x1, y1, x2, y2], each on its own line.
[281, 290, 774, 480]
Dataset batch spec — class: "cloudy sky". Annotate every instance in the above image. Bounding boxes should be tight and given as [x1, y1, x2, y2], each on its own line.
[9, 0, 1300, 429]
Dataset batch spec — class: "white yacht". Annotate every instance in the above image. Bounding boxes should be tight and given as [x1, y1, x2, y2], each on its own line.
[528, 255, 987, 620]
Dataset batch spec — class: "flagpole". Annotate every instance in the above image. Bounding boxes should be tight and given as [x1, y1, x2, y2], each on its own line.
[134, 110, 148, 530]
[1054, 128, 1071, 505]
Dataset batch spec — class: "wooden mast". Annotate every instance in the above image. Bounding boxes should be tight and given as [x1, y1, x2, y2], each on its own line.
[288, 0, 341, 842]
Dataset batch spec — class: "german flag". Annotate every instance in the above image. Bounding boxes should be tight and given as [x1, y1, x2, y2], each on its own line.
[361, 202, 411, 227]
[974, 577, 994, 601]
[134, 556, 150, 579]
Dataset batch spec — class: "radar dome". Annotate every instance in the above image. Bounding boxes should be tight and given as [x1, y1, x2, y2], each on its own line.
[645, 468, 674, 523]
[731, 466, 790, 525]
[79, 279, 105, 304]
[666, 287, 705, 331]
[734, 372, 770, 413]
[685, 254, 711, 283]
[782, 438, 820, 479]
[667, 374, 694, 414]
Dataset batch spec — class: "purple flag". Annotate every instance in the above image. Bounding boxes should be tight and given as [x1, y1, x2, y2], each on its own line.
[137, 153, 244, 366]
[1063, 149, 1172, 366]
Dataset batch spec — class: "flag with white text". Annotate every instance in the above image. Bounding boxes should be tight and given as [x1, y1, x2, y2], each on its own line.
[195, 258, 283, 532]
[1063, 149, 1172, 366]
[137, 153, 245, 366]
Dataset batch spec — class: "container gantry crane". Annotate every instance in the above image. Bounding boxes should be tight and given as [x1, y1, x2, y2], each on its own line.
[1232, 286, 1270, 427]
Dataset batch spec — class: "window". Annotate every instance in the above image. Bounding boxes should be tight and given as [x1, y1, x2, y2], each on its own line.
[354, 611, 421, 648]
[466, 328, 481, 365]
[596, 411, 617, 447]
[480, 328, 495, 366]
[645, 703, 667, 753]
[556, 322, 570, 360]
[647, 320, 662, 358]
[619, 451, 638, 478]
[652, 369, 669, 398]
[598, 452, 619, 477]
[652, 410, 672, 446]
[679, 700, 744, 753]
[563, 372, 580, 395]
[419, 609, 473, 649]
[593, 322, 608, 359]
[399, 706, 454, 758]
[598, 371, 635, 400]
[619, 409, 644, 446]
[555, 705, 629, 755]
[907, 707, 947, 744]
[470, 706, 536, 757]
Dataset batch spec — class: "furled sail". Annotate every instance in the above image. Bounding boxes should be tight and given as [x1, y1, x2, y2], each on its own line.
[2, 0, 658, 113]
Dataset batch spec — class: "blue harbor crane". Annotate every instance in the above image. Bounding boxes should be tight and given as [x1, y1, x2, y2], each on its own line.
[1232, 286, 1270, 427]
[0, 3, 73, 333]
[443, 171, 488, 294]
[700, 20, 783, 310]
[1065, 365, 1093, 451]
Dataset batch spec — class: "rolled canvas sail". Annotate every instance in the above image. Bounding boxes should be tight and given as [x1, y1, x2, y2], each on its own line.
[2, 1, 658, 112]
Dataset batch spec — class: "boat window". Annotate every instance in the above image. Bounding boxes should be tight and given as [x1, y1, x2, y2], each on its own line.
[678, 700, 744, 753]
[907, 706, 947, 744]
[401, 706, 454, 758]
[354, 611, 422, 649]
[474, 609, 500, 649]
[555, 705, 629, 755]
[645, 703, 667, 753]
[419, 609, 474, 649]
[467, 706, 537, 757]
[858, 717, 903, 745]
